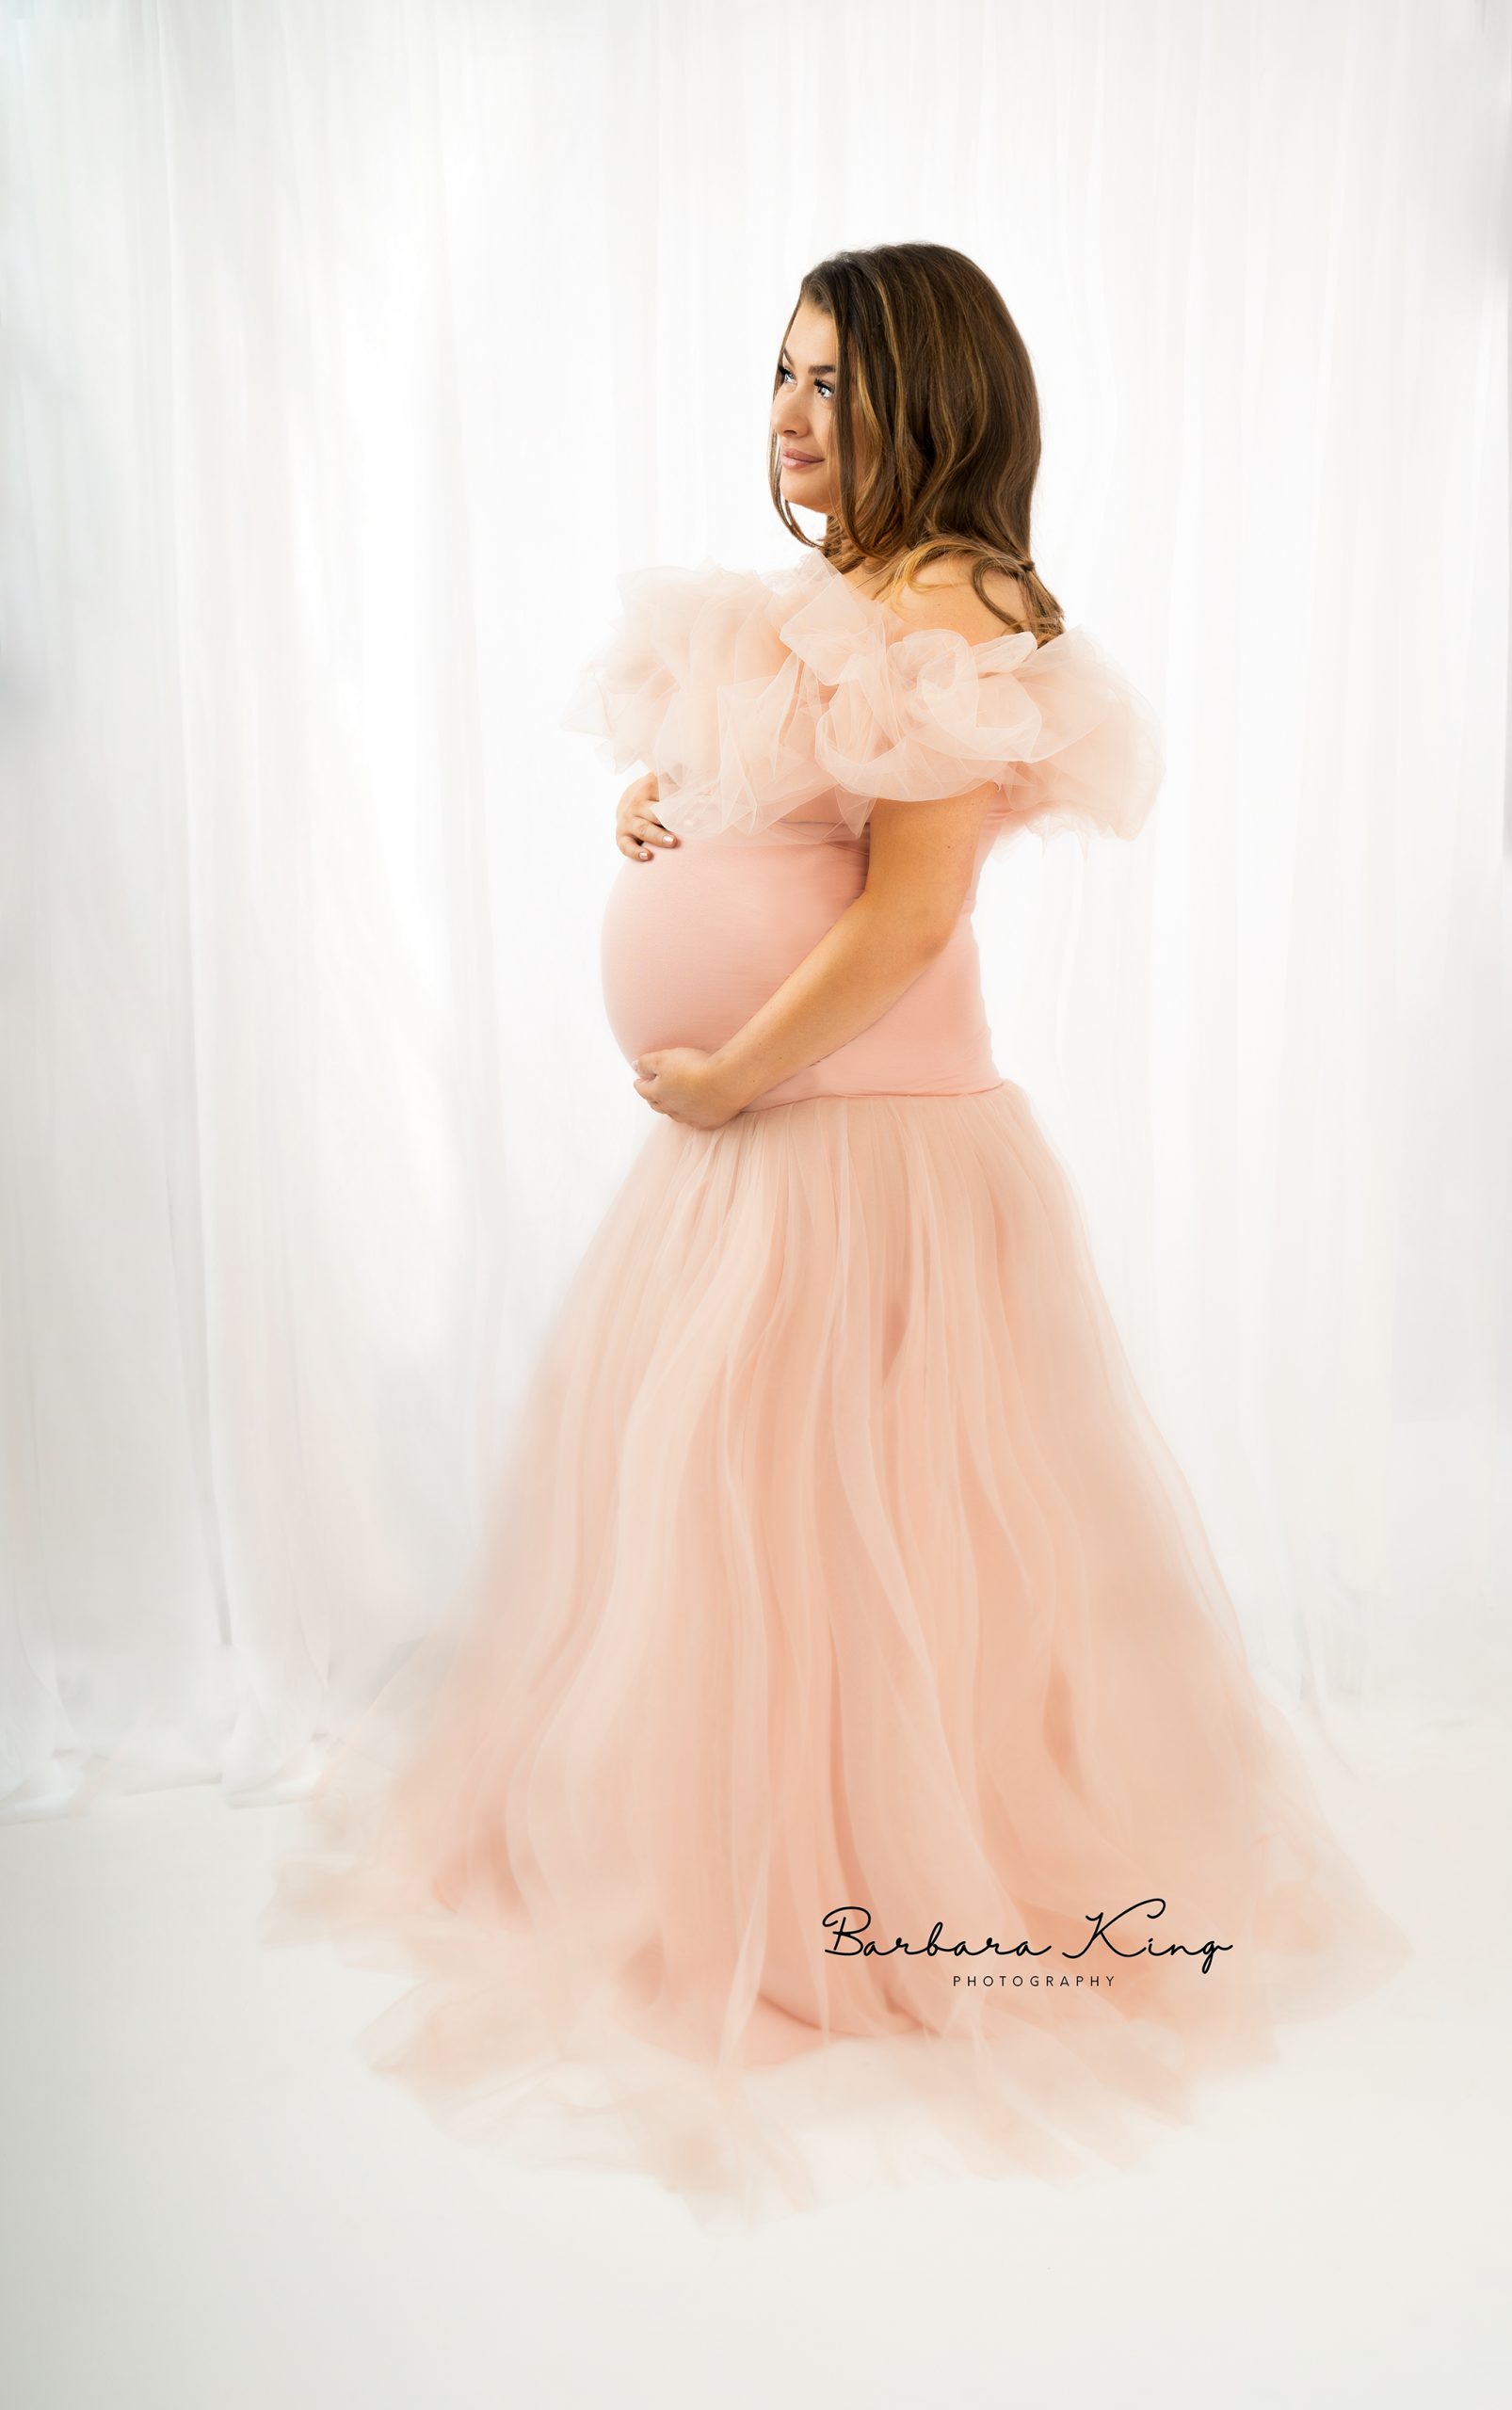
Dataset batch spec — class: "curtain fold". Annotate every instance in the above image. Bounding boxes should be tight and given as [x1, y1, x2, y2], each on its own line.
[1, 0, 1506, 1816]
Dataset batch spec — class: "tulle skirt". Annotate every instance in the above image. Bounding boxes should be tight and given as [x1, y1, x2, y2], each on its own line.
[260, 1081, 1411, 2226]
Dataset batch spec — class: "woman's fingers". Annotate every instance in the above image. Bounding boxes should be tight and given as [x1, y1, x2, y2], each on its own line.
[616, 814, 681, 861]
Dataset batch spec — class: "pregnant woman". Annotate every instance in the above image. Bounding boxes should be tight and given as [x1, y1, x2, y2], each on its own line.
[263, 244, 1410, 2225]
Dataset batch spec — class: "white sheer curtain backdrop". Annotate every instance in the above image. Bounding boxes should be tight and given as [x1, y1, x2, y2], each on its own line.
[0, 0, 1505, 1817]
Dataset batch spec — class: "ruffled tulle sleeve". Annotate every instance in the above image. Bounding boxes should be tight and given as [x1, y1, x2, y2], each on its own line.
[560, 554, 1165, 848]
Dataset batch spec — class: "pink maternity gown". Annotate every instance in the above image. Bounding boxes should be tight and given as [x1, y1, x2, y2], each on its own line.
[261, 547, 1411, 2225]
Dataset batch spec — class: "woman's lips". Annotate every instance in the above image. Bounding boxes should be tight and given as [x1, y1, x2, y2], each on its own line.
[782, 454, 821, 468]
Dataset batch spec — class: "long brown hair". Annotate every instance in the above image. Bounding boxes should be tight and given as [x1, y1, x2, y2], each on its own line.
[769, 243, 1065, 645]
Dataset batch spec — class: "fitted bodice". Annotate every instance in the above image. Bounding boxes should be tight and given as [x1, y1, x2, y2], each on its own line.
[600, 813, 1005, 1111]
[564, 552, 1165, 1109]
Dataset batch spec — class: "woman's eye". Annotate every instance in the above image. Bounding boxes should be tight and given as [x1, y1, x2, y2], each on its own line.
[778, 366, 833, 400]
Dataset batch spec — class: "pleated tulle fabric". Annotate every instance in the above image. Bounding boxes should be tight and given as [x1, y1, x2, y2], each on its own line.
[261, 1084, 1411, 2227]
[558, 550, 1166, 848]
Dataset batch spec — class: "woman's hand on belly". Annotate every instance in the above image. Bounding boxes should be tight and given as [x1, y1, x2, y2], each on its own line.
[616, 771, 681, 862]
[632, 1045, 752, 1129]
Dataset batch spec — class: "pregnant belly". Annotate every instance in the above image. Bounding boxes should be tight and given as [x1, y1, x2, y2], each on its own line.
[600, 833, 1001, 1110]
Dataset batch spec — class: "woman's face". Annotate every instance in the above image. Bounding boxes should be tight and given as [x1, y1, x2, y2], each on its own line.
[773, 299, 840, 512]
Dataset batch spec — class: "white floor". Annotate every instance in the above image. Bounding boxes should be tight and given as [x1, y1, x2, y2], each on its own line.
[1, 1708, 1505, 2410]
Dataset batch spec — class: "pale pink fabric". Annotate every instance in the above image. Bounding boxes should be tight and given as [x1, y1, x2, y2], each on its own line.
[576, 551, 1164, 1110]
[599, 823, 1002, 1110]
[261, 554, 1410, 2226]
[562, 547, 1166, 845]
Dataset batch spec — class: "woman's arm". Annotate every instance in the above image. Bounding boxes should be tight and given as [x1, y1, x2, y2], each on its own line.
[716, 786, 995, 1104]
[635, 779, 996, 1122]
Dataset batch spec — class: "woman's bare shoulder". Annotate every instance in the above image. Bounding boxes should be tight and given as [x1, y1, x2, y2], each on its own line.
[880, 552, 1031, 640]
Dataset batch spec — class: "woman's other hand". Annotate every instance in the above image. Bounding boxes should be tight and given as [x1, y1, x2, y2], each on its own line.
[632, 1048, 751, 1129]
[616, 773, 680, 861]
